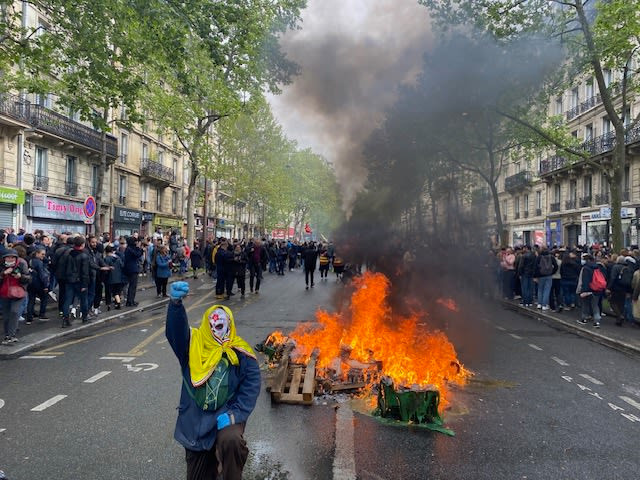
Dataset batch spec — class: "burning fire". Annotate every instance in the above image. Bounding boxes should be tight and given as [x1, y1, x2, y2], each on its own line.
[278, 271, 470, 411]
[436, 297, 459, 312]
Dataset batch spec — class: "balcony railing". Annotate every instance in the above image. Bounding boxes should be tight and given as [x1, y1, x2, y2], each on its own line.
[579, 195, 592, 208]
[550, 202, 561, 212]
[595, 193, 609, 205]
[565, 84, 621, 121]
[119, 195, 126, 205]
[523, 211, 529, 218]
[64, 181, 78, 196]
[623, 190, 630, 201]
[505, 171, 533, 191]
[140, 158, 175, 185]
[140, 200, 148, 209]
[34, 175, 49, 191]
[539, 156, 569, 175]
[536, 208, 542, 216]
[514, 212, 520, 220]
[565, 199, 577, 210]
[28, 105, 117, 158]
[0, 92, 30, 124]
[580, 131, 616, 157]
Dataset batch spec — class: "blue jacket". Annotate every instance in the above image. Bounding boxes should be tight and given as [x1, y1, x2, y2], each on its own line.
[165, 301, 260, 451]
[155, 254, 172, 279]
[123, 246, 143, 275]
[104, 254, 124, 285]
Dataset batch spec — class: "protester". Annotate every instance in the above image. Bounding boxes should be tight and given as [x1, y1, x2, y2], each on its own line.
[25, 246, 49, 324]
[103, 244, 124, 310]
[0, 249, 31, 343]
[123, 236, 143, 307]
[303, 242, 318, 289]
[190, 242, 203, 280]
[155, 245, 172, 298]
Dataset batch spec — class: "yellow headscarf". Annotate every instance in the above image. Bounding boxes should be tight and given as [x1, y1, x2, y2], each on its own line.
[188, 304, 256, 387]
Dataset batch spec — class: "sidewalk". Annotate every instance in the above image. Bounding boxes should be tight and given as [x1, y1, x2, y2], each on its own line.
[0, 273, 203, 359]
[501, 298, 640, 357]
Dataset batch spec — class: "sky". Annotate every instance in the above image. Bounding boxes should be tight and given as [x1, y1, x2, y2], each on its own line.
[268, 0, 434, 212]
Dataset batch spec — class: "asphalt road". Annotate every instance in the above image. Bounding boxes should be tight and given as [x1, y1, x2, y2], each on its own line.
[1, 269, 639, 480]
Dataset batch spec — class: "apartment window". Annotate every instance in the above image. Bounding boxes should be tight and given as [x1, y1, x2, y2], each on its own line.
[514, 162, 521, 174]
[571, 87, 579, 109]
[91, 165, 99, 197]
[624, 107, 631, 127]
[502, 200, 507, 216]
[602, 117, 612, 135]
[120, 133, 128, 164]
[585, 78, 594, 98]
[171, 190, 177, 214]
[173, 158, 178, 178]
[68, 106, 80, 122]
[624, 166, 630, 193]
[65, 156, 77, 184]
[585, 124, 593, 141]
[36, 18, 49, 38]
[603, 69, 612, 87]
[523, 194, 529, 213]
[554, 184, 561, 203]
[554, 96, 563, 115]
[141, 183, 149, 202]
[600, 173, 609, 195]
[35, 147, 48, 177]
[118, 175, 127, 204]
[571, 130, 578, 138]
[536, 190, 542, 209]
[514, 197, 520, 215]
[35, 93, 51, 108]
[583, 176, 592, 198]
[120, 105, 128, 121]
[157, 188, 163, 210]
[142, 143, 149, 161]
[158, 150, 164, 165]
[569, 180, 577, 202]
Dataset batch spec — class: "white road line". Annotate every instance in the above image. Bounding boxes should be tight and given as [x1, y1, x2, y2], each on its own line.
[509, 334, 523, 340]
[333, 404, 356, 480]
[496, 326, 506, 331]
[620, 396, 640, 411]
[20, 355, 57, 359]
[31, 395, 67, 412]
[100, 356, 135, 362]
[0, 399, 4, 409]
[0, 428, 5, 433]
[528, 344, 543, 351]
[83, 371, 111, 383]
[579, 374, 604, 386]
[551, 356, 569, 366]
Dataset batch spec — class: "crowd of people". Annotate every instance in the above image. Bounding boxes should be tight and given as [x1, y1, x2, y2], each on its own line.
[493, 244, 640, 329]
[0, 226, 347, 345]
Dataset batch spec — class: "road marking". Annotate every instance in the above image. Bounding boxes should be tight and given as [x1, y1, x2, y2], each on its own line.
[509, 334, 523, 340]
[0, 428, 5, 433]
[551, 356, 569, 366]
[20, 355, 57, 359]
[100, 356, 135, 363]
[333, 404, 356, 480]
[495, 326, 506, 331]
[31, 395, 67, 412]
[0, 399, 4, 409]
[579, 374, 604, 386]
[528, 344, 543, 351]
[125, 363, 158, 372]
[83, 371, 112, 383]
[620, 396, 640, 411]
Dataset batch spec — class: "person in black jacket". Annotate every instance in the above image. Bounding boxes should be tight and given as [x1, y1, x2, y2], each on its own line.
[61, 235, 91, 327]
[52, 235, 72, 315]
[560, 251, 581, 309]
[517, 245, 537, 307]
[232, 243, 248, 297]
[303, 242, 318, 290]
[123, 237, 143, 307]
[26, 247, 50, 324]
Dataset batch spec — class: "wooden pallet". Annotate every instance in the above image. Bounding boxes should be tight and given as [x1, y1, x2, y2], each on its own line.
[270, 349, 317, 405]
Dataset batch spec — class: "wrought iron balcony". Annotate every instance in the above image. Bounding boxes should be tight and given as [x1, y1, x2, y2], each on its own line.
[64, 181, 78, 196]
[595, 193, 609, 205]
[623, 190, 630, 201]
[119, 195, 127, 205]
[565, 199, 577, 210]
[580, 131, 616, 157]
[565, 85, 620, 121]
[536, 208, 542, 216]
[504, 171, 533, 191]
[28, 105, 117, 158]
[140, 158, 175, 186]
[514, 212, 520, 220]
[0, 92, 30, 125]
[539, 156, 569, 175]
[523, 211, 529, 218]
[579, 195, 592, 208]
[550, 202, 561, 212]
[140, 200, 148, 209]
[34, 175, 49, 191]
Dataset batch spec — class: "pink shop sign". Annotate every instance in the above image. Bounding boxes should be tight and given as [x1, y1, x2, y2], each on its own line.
[30, 195, 86, 221]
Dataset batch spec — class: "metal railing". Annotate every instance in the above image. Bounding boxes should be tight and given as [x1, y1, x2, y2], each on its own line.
[579, 195, 592, 208]
[539, 156, 569, 175]
[140, 200, 148, 209]
[140, 158, 175, 183]
[504, 171, 533, 191]
[550, 202, 561, 212]
[119, 195, 126, 205]
[595, 193, 609, 205]
[0, 92, 30, 124]
[623, 190, 630, 201]
[536, 208, 542, 216]
[565, 199, 577, 210]
[565, 84, 621, 121]
[64, 181, 78, 196]
[34, 175, 49, 191]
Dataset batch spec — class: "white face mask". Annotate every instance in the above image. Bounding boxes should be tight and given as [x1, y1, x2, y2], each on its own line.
[4, 257, 16, 267]
[209, 308, 230, 340]
[581, 259, 587, 265]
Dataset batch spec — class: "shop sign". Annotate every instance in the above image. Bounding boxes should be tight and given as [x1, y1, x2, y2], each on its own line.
[142, 212, 154, 222]
[153, 215, 182, 228]
[31, 195, 85, 221]
[114, 207, 141, 224]
[582, 208, 634, 221]
[0, 186, 25, 205]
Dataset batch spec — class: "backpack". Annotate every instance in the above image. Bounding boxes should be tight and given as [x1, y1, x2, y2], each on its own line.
[589, 267, 607, 292]
[65, 251, 81, 284]
[539, 255, 554, 276]
[617, 266, 634, 291]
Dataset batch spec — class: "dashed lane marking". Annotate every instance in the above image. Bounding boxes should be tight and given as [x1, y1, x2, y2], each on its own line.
[579, 374, 604, 386]
[20, 355, 57, 359]
[0, 399, 4, 409]
[528, 344, 543, 351]
[333, 404, 356, 480]
[31, 395, 67, 412]
[620, 396, 640, 411]
[509, 333, 523, 340]
[100, 356, 135, 363]
[496, 326, 506, 331]
[0, 428, 5, 433]
[551, 356, 569, 366]
[83, 371, 111, 383]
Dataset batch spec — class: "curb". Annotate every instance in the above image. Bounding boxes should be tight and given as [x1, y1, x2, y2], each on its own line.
[0, 297, 170, 359]
[501, 300, 640, 357]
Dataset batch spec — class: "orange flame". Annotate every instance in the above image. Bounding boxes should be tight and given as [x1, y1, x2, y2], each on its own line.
[285, 271, 470, 410]
[436, 297, 459, 312]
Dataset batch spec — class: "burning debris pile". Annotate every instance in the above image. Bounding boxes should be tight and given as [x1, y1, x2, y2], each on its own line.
[256, 272, 471, 431]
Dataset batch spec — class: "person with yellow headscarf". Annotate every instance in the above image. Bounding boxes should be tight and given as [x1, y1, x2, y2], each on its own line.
[165, 281, 260, 480]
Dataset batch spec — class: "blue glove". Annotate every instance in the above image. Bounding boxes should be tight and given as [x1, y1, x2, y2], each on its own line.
[169, 281, 189, 300]
[217, 412, 231, 430]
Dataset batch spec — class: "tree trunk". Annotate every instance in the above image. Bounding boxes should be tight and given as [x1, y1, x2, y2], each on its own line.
[489, 182, 504, 247]
[610, 129, 625, 250]
[95, 108, 110, 236]
[186, 159, 198, 247]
